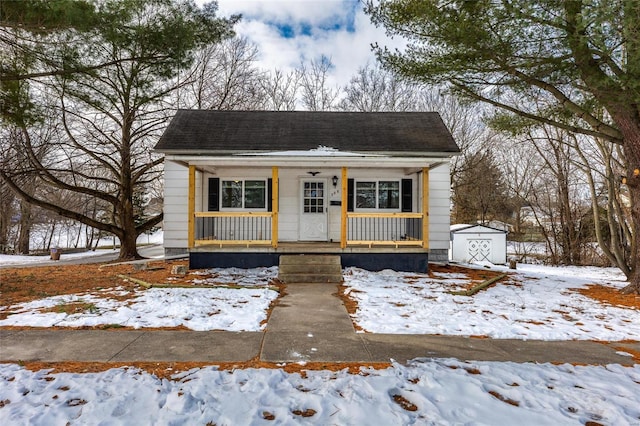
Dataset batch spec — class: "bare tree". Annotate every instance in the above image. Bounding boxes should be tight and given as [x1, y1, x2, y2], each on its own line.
[183, 36, 265, 111]
[297, 55, 339, 111]
[575, 135, 633, 273]
[415, 89, 498, 194]
[259, 69, 299, 111]
[339, 63, 417, 112]
[522, 126, 593, 265]
[0, 119, 53, 253]
[495, 140, 543, 235]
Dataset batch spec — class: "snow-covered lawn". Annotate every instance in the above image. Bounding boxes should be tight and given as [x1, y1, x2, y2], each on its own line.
[1, 262, 638, 424]
[343, 264, 640, 341]
[2, 262, 639, 341]
[1, 359, 639, 425]
[0, 267, 279, 331]
[0, 287, 277, 331]
[0, 249, 115, 266]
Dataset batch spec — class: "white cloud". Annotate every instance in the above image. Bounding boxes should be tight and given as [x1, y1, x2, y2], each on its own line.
[210, 0, 405, 88]
[217, 0, 355, 29]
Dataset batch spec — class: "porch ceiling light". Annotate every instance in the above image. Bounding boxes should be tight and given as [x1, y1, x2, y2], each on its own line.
[332, 175, 339, 187]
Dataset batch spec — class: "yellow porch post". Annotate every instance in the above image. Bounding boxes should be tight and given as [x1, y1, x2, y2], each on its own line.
[422, 167, 429, 249]
[188, 165, 196, 249]
[272, 166, 279, 248]
[340, 166, 348, 248]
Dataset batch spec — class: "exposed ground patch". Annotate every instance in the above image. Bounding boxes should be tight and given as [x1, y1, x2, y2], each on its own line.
[16, 359, 393, 380]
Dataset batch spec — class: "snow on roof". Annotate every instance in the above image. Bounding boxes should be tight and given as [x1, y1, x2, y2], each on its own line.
[450, 224, 508, 234]
[236, 145, 381, 157]
[450, 223, 472, 231]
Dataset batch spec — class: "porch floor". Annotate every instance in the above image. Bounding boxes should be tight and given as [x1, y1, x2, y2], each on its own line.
[190, 242, 428, 254]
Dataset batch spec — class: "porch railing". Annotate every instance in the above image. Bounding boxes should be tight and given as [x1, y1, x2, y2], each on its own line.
[193, 212, 425, 248]
[346, 212, 424, 248]
[194, 212, 273, 247]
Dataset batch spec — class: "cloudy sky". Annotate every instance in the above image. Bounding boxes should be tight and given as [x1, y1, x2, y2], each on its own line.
[213, 0, 404, 87]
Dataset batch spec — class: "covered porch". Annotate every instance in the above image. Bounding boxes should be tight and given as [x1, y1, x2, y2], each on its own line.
[186, 165, 432, 271]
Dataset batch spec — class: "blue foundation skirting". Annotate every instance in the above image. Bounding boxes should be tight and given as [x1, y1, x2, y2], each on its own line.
[189, 252, 428, 273]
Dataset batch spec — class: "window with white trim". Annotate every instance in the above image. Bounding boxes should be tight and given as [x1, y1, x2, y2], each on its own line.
[221, 179, 266, 209]
[355, 180, 400, 210]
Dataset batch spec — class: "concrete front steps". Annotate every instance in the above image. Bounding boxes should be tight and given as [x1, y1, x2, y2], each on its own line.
[278, 254, 343, 283]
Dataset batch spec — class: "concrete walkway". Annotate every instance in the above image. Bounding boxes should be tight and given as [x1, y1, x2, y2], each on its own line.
[1, 282, 638, 365]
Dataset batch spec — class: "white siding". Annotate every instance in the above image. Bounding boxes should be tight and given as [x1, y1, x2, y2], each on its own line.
[428, 163, 451, 251]
[163, 161, 203, 250]
[163, 161, 189, 250]
[278, 168, 303, 241]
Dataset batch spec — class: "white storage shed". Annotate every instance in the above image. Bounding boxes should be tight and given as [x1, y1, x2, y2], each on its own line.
[450, 224, 507, 264]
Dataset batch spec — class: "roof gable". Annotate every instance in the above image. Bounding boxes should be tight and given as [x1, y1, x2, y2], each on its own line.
[154, 110, 460, 156]
[450, 224, 508, 234]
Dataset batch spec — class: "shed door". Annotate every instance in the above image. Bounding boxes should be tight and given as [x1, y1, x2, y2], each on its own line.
[467, 239, 491, 262]
[299, 179, 328, 241]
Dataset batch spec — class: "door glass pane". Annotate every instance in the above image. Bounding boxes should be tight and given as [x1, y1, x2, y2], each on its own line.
[303, 181, 324, 214]
[244, 180, 266, 208]
[222, 181, 242, 208]
[378, 181, 399, 209]
[356, 181, 376, 209]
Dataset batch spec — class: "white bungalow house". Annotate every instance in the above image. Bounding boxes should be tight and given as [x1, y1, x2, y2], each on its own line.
[154, 110, 460, 272]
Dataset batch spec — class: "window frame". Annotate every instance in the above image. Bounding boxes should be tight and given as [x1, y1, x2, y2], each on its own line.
[219, 178, 268, 211]
[354, 179, 401, 212]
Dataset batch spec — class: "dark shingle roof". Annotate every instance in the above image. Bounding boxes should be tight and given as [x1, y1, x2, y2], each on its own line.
[154, 110, 460, 155]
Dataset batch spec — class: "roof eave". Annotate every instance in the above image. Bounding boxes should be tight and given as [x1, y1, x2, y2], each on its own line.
[154, 149, 460, 157]
[163, 155, 453, 169]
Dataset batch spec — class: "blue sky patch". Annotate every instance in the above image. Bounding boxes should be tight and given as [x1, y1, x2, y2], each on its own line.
[266, 1, 358, 39]
[274, 19, 339, 38]
[277, 23, 295, 38]
[273, 22, 313, 38]
[342, 0, 358, 33]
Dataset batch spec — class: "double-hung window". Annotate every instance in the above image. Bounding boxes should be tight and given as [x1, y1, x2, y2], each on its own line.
[221, 179, 266, 209]
[355, 180, 400, 210]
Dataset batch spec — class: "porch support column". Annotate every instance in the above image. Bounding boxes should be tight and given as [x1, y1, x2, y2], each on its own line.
[340, 166, 348, 248]
[188, 164, 196, 249]
[422, 167, 429, 250]
[272, 166, 279, 248]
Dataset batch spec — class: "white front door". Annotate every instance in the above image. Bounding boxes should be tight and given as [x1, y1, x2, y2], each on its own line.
[299, 179, 328, 241]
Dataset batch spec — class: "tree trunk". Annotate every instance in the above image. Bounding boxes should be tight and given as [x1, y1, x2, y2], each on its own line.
[86, 225, 94, 250]
[73, 223, 81, 248]
[45, 220, 56, 250]
[619, 116, 640, 294]
[621, 177, 640, 294]
[117, 185, 140, 260]
[0, 183, 13, 253]
[17, 200, 32, 254]
[0, 205, 8, 253]
[118, 229, 140, 259]
[623, 267, 640, 294]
